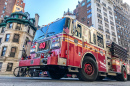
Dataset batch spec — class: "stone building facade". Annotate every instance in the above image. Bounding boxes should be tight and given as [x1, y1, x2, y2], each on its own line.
[0, 12, 38, 75]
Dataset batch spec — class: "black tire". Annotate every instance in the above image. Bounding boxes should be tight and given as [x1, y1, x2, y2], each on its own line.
[127, 75, 130, 81]
[49, 71, 65, 79]
[96, 76, 105, 81]
[116, 67, 127, 81]
[77, 57, 98, 81]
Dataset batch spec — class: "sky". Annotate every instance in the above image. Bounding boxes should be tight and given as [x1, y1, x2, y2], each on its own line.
[24, 0, 82, 26]
[123, 0, 130, 5]
[23, 0, 130, 26]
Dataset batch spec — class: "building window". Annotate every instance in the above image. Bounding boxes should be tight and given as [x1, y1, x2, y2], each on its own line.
[87, 3, 91, 8]
[0, 62, 3, 71]
[103, 7, 107, 11]
[87, 14, 92, 18]
[4, 6, 6, 9]
[113, 37, 116, 42]
[10, 47, 16, 57]
[110, 21, 114, 25]
[108, 6, 112, 10]
[5, 34, 10, 42]
[118, 35, 120, 39]
[28, 26, 30, 33]
[105, 29, 110, 34]
[115, 16, 117, 19]
[1, 15, 3, 18]
[9, 23, 13, 29]
[1, 27, 5, 33]
[111, 26, 114, 30]
[104, 12, 107, 17]
[2, 11, 5, 14]
[19, 15, 22, 19]
[1, 46, 7, 56]
[5, 2, 7, 5]
[98, 25, 103, 31]
[16, 23, 21, 30]
[96, 3, 100, 7]
[33, 31, 35, 36]
[87, 0, 91, 3]
[87, 20, 89, 24]
[97, 13, 102, 19]
[102, 2, 106, 7]
[105, 23, 109, 28]
[112, 32, 116, 36]
[109, 11, 112, 15]
[104, 17, 108, 22]
[98, 19, 102, 24]
[6, 63, 13, 71]
[97, 8, 101, 13]
[81, 2, 85, 7]
[106, 34, 110, 39]
[87, 9, 91, 13]
[110, 16, 113, 20]
[13, 34, 20, 43]
[96, 0, 100, 3]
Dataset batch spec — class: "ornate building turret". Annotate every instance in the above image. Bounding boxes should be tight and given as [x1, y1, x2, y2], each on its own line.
[0, 12, 38, 75]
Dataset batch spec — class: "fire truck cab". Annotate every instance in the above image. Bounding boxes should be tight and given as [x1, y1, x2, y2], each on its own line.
[19, 15, 129, 81]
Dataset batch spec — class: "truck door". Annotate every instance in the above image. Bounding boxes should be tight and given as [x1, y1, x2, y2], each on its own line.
[65, 20, 83, 67]
[72, 24, 82, 67]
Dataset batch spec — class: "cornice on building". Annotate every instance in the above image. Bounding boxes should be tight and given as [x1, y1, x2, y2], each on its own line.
[4, 12, 37, 31]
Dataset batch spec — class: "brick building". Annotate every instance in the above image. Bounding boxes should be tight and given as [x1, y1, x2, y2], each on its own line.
[0, 0, 25, 19]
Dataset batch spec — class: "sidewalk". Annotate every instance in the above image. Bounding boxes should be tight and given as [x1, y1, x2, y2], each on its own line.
[0, 74, 14, 77]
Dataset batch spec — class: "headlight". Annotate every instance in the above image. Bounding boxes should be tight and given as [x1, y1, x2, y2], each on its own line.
[30, 48, 36, 53]
[51, 42, 60, 48]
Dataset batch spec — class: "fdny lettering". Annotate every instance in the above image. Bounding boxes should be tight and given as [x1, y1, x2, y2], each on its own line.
[39, 42, 46, 49]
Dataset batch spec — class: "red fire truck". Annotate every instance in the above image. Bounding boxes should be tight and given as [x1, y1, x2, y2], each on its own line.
[18, 16, 130, 81]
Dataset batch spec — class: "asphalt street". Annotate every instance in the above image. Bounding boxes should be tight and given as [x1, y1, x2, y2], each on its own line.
[0, 77, 129, 86]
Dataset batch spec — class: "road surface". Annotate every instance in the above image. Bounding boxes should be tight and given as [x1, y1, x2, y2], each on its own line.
[0, 77, 129, 86]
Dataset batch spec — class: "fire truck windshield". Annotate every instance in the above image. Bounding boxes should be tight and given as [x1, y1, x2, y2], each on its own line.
[33, 18, 66, 41]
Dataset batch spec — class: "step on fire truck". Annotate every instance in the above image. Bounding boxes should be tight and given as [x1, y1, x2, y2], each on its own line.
[16, 15, 130, 81]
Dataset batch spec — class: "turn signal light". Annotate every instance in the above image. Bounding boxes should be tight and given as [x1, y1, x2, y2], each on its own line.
[33, 46, 35, 48]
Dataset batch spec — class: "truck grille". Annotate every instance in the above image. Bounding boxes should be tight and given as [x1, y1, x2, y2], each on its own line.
[37, 40, 50, 51]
